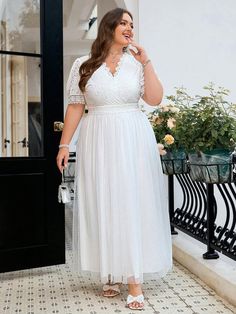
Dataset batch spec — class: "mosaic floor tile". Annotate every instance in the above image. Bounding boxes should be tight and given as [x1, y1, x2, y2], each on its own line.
[144, 287, 177, 298]
[182, 295, 224, 307]
[191, 305, 235, 314]
[173, 285, 211, 297]
[165, 277, 202, 288]
[148, 296, 188, 308]
[150, 308, 194, 314]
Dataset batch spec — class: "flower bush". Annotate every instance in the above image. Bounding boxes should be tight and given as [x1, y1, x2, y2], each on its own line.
[167, 83, 236, 153]
[148, 83, 236, 180]
[148, 82, 236, 156]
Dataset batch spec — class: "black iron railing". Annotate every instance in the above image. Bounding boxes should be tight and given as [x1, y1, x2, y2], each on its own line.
[163, 157, 236, 261]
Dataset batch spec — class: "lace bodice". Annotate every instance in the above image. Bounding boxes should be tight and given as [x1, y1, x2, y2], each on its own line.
[66, 52, 144, 108]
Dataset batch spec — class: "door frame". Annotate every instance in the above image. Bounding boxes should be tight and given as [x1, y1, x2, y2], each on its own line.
[40, 0, 65, 269]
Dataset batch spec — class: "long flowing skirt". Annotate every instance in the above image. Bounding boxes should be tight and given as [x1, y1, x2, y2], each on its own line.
[72, 105, 173, 284]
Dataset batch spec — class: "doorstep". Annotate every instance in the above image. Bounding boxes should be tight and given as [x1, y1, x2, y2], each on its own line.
[172, 230, 236, 307]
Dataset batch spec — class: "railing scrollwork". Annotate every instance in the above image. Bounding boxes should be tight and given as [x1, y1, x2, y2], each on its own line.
[162, 157, 236, 261]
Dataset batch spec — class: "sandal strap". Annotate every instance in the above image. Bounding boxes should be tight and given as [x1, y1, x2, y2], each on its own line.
[127, 294, 144, 305]
[103, 284, 120, 293]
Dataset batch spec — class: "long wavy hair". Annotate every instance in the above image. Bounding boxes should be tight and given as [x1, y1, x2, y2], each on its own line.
[79, 8, 133, 92]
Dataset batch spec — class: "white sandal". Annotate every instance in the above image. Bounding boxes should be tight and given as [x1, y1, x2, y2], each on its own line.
[102, 283, 121, 297]
[126, 294, 145, 310]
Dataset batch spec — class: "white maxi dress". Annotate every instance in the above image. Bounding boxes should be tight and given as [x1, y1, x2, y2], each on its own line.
[67, 52, 173, 284]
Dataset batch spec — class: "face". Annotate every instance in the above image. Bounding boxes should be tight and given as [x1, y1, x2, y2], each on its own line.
[113, 13, 134, 46]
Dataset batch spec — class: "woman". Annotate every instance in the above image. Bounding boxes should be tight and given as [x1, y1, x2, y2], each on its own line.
[57, 7, 172, 310]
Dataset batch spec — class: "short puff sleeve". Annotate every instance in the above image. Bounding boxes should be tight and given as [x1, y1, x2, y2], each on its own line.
[66, 57, 85, 105]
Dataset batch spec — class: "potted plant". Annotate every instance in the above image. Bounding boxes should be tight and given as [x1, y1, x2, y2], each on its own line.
[168, 83, 236, 183]
[147, 103, 187, 175]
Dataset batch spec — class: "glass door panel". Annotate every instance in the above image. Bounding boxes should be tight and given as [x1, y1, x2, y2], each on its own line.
[0, 54, 42, 157]
[0, 0, 40, 53]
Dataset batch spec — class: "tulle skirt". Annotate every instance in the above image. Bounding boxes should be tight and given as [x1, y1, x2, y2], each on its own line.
[72, 104, 173, 284]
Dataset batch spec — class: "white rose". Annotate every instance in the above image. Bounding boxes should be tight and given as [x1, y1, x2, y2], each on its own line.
[167, 118, 176, 129]
[157, 143, 167, 155]
[169, 106, 180, 113]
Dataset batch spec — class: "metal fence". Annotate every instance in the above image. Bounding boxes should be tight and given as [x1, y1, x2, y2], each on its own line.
[163, 158, 236, 261]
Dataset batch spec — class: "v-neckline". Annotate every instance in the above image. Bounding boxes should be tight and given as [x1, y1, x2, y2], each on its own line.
[103, 52, 126, 77]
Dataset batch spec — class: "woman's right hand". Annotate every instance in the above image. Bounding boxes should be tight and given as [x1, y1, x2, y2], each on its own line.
[56, 147, 69, 173]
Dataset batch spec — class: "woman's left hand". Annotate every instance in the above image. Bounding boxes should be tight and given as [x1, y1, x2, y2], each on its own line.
[128, 39, 149, 65]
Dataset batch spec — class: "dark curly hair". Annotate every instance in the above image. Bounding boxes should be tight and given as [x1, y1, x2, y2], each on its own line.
[79, 7, 133, 92]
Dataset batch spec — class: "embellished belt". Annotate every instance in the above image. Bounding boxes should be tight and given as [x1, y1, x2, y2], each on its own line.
[87, 103, 140, 114]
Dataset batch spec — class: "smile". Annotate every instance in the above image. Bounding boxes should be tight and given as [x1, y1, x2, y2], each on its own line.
[123, 33, 131, 40]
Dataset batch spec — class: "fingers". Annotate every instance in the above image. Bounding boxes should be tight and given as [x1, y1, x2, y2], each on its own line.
[64, 154, 69, 169]
[56, 151, 69, 173]
[128, 44, 143, 56]
[128, 41, 148, 64]
[129, 46, 141, 56]
[56, 155, 64, 173]
[129, 49, 136, 58]
[128, 39, 142, 52]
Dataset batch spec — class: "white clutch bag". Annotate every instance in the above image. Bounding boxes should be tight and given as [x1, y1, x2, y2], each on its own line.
[58, 184, 71, 203]
[58, 170, 71, 203]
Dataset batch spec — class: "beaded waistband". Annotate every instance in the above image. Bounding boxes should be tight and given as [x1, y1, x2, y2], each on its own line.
[87, 103, 140, 114]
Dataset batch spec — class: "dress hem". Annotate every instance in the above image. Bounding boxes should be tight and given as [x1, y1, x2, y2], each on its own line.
[71, 256, 173, 284]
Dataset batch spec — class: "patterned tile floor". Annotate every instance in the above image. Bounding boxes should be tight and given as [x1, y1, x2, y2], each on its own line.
[0, 209, 236, 314]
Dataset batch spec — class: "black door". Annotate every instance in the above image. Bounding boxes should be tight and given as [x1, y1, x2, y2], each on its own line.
[0, 0, 65, 272]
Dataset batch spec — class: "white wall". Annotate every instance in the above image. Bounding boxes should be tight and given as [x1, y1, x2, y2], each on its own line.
[97, 0, 117, 25]
[138, 0, 236, 102]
